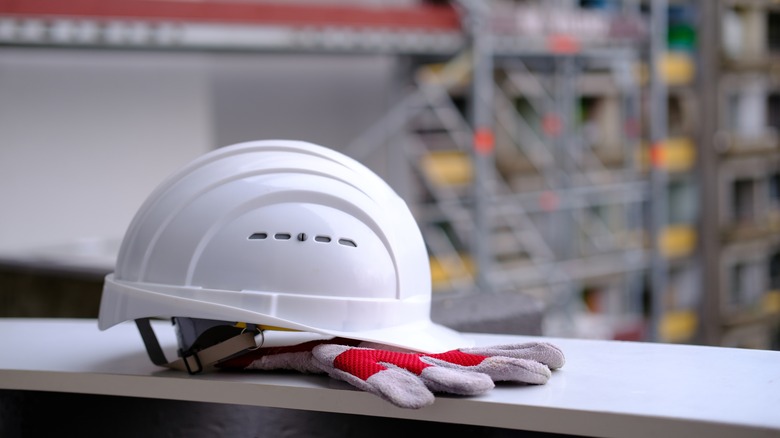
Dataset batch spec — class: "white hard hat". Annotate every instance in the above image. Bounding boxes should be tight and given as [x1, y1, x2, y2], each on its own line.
[99, 140, 470, 362]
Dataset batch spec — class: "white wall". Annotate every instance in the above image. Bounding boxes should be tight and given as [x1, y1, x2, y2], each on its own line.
[0, 48, 214, 257]
[209, 53, 397, 150]
[0, 48, 399, 267]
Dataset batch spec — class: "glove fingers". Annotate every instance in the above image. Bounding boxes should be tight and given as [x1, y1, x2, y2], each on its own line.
[461, 342, 565, 370]
[424, 356, 551, 384]
[366, 368, 436, 409]
[477, 357, 551, 384]
[311, 343, 350, 367]
[420, 366, 494, 396]
[312, 344, 435, 409]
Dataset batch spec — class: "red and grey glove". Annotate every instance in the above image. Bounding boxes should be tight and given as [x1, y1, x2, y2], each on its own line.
[218, 339, 564, 409]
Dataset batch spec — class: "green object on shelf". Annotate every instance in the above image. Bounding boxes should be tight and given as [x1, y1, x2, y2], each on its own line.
[668, 25, 696, 51]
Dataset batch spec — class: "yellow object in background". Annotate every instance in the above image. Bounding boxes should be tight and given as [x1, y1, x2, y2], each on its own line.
[421, 150, 473, 186]
[639, 137, 696, 172]
[661, 53, 696, 86]
[635, 53, 696, 87]
[430, 253, 474, 289]
[763, 291, 780, 314]
[417, 51, 472, 89]
[660, 310, 698, 343]
[662, 138, 696, 172]
[660, 225, 696, 258]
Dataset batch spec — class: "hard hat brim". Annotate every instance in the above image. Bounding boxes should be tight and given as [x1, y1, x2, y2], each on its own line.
[99, 274, 473, 353]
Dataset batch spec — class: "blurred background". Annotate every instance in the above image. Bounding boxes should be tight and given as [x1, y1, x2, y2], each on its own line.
[0, 0, 778, 350]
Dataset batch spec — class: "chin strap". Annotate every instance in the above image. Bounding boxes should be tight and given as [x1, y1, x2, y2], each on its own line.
[135, 318, 258, 374]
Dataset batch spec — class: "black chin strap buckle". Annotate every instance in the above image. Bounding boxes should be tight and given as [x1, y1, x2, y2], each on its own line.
[135, 317, 257, 375]
[136, 318, 205, 374]
[179, 349, 204, 375]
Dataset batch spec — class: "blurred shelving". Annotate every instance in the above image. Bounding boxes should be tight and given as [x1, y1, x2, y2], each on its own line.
[699, 0, 780, 349]
[0, 0, 463, 54]
[343, 0, 657, 342]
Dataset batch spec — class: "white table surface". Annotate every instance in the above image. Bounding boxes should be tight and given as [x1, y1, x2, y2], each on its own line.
[0, 318, 778, 438]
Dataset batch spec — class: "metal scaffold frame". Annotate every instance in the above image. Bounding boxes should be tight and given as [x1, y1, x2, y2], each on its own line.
[648, 0, 669, 342]
[346, 0, 654, 340]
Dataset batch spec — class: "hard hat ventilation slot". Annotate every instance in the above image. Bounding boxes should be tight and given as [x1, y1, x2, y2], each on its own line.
[248, 233, 356, 248]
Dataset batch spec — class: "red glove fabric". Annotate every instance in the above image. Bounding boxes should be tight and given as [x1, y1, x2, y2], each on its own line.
[218, 340, 565, 409]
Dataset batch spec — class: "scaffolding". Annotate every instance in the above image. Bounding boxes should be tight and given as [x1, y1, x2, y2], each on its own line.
[344, 1, 653, 340]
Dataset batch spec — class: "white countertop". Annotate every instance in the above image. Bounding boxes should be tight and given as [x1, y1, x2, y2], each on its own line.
[0, 318, 778, 437]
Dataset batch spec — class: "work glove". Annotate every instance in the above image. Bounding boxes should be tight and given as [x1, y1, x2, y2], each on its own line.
[217, 338, 565, 409]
